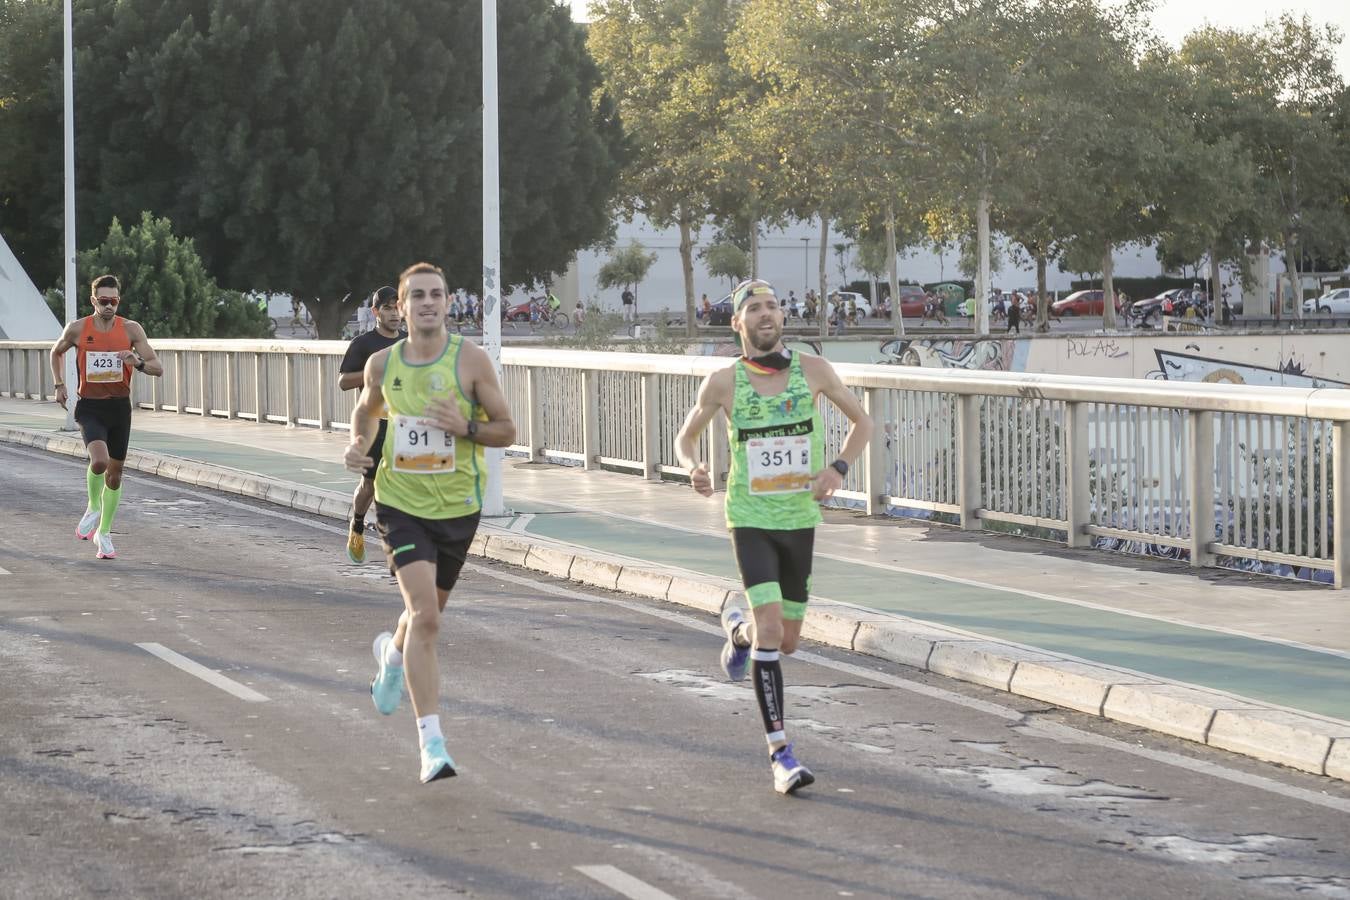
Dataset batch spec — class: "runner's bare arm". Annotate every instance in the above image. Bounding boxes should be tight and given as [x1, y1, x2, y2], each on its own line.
[675, 369, 730, 497]
[122, 321, 164, 376]
[338, 370, 365, 391]
[344, 349, 389, 472]
[804, 356, 873, 500]
[427, 340, 515, 448]
[49, 322, 81, 407]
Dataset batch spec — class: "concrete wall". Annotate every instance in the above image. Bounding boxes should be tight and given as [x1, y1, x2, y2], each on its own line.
[692, 329, 1350, 388]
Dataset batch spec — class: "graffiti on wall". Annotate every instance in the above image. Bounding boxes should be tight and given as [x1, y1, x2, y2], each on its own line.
[875, 338, 1026, 371]
[1148, 349, 1348, 388]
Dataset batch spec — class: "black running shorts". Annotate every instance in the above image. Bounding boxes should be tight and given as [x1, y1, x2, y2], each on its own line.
[74, 397, 133, 461]
[362, 418, 388, 481]
[375, 503, 480, 591]
[730, 526, 815, 608]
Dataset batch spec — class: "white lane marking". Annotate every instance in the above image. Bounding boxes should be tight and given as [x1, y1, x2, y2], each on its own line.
[14, 450, 1345, 814]
[136, 642, 270, 702]
[512, 493, 1350, 661]
[0, 565, 11, 575]
[575, 866, 679, 900]
[508, 513, 535, 534]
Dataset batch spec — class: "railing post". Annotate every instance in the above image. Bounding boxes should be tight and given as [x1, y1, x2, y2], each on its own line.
[24, 349, 33, 399]
[526, 367, 543, 461]
[1064, 400, 1091, 548]
[225, 352, 237, 420]
[254, 352, 265, 424]
[284, 353, 297, 427]
[317, 355, 332, 431]
[199, 352, 210, 417]
[640, 373, 660, 480]
[1189, 410, 1217, 568]
[863, 387, 887, 516]
[582, 369, 599, 470]
[1334, 421, 1350, 589]
[956, 394, 982, 530]
[174, 351, 185, 414]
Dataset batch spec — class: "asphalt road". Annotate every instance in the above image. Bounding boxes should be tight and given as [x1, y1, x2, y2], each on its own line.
[2, 443, 1349, 900]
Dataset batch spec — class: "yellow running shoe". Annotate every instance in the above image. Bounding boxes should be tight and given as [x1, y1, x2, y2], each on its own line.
[346, 529, 366, 564]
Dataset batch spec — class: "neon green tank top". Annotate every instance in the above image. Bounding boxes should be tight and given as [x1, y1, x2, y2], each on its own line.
[375, 335, 484, 519]
[724, 353, 824, 530]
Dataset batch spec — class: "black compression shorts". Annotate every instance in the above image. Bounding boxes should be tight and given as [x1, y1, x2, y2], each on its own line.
[730, 527, 815, 619]
[74, 397, 132, 461]
[375, 503, 480, 591]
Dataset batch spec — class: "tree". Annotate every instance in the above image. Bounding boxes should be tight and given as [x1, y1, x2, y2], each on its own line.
[588, 0, 741, 336]
[597, 240, 657, 309]
[1175, 16, 1347, 318]
[0, 0, 66, 291]
[3, 0, 623, 337]
[76, 212, 270, 338]
[701, 242, 749, 287]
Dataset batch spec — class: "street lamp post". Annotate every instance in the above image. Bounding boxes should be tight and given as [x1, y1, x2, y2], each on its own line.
[61, 0, 77, 432]
[481, 0, 505, 517]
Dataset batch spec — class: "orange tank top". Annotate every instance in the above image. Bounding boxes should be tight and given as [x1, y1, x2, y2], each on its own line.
[76, 316, 133, 399]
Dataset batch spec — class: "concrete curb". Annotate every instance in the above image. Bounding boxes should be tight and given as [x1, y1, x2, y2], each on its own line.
[6, 423, 1350, 784]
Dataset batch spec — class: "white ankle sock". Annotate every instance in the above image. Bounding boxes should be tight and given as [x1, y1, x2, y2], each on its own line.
[417, 714, 442, 746]
[384, 640, 403, 668]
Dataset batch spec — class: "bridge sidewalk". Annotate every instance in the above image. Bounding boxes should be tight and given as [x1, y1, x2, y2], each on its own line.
[3, 396, 1348, 781]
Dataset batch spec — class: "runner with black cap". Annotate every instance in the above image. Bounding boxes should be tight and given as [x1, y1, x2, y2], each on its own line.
[339, 285, 404, 563]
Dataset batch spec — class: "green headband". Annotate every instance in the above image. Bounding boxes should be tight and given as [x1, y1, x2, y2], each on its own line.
[732, 282, 776, 312]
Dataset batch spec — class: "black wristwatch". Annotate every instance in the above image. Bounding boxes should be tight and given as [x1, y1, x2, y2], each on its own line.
[830, 459, 849, 478]
[466, 420, 479, 440]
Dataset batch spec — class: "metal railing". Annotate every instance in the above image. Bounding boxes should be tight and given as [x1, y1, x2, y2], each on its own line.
[4, 339, 1347, 586]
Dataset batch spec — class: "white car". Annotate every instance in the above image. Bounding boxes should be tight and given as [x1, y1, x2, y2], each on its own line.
[1304, 288, 1350, 315]
[825, 291, 873, 319]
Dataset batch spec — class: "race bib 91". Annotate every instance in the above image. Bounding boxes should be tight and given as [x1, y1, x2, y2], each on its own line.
[746, 435, 812, 494]
[85, 351, 123, 383]
[392, 414, 455, 474]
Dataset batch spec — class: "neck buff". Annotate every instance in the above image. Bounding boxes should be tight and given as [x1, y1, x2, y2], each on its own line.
[740, 349, 792, 375]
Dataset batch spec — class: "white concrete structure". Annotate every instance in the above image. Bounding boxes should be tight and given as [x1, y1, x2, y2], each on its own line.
[0, 234, 61, 340]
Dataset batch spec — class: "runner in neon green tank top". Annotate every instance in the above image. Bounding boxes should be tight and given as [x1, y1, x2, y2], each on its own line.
[676, 279, 873, 794]
[345, 262, 517, 785]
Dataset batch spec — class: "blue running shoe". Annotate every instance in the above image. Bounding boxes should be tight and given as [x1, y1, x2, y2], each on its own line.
[370, 631, 404, 715]
[720, 606, 750, 681]
[771, 743, 815, 795]
[419, 737, 457, 783]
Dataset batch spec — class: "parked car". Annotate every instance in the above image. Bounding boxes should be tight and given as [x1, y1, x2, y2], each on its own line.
[706, 293, 734, 326]
[1128, 289, 1186, 326]
[1304, 287, 1350, 315]
[505, 299, 536, 321]
[1051, 289, 1123, 317]
[825, 291, 873, 319]
[877, 286, 926, 318]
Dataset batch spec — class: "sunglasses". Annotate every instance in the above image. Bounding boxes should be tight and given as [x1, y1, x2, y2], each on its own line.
[94, 296, 120, 307]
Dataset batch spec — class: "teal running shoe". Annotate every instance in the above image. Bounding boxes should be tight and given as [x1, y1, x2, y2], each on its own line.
[419, 737, 457, 783]
[719, 606, 750, 681]
[369, 632, 404, 715]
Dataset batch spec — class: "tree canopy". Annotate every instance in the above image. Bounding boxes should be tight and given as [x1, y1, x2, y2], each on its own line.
[0, 0, 624, 337]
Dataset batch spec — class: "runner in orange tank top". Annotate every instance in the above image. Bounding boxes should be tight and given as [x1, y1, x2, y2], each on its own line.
[49, 274, 163, 559]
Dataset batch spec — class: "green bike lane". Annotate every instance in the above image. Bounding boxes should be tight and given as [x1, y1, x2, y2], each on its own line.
[5, 406, 1349, 722]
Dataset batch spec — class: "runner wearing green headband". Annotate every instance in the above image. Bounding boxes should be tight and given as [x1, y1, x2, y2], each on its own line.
[675, 278, 874, 794]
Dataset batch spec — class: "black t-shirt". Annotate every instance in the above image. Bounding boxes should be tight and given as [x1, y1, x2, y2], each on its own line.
[340, 329, 403, 376]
